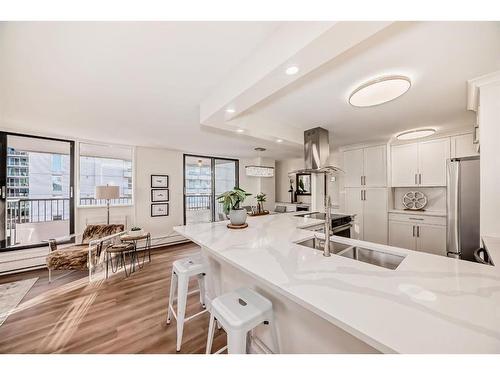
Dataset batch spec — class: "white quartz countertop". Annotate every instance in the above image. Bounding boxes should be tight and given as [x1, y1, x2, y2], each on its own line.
[174, 213, 500, 354]
[388, 209, 447, 217]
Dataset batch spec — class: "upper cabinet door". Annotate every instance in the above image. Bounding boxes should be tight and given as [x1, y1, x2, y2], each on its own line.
[343, 148, 364, 187]
[391, 143, 419, 187]
[418, 138, 450, 186]
[450, 133, 479, 158]
[363, 145, 387, 187]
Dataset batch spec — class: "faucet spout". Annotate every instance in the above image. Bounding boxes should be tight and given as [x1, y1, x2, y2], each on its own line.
[323, 195, 332, 257]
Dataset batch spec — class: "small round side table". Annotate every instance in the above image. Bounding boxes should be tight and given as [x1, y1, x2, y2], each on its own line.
[120, 232, 151, 269]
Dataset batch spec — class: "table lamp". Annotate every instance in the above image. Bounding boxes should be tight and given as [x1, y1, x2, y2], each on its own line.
[95, 185, 120, 224]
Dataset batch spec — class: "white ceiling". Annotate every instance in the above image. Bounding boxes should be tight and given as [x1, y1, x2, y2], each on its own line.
[0, 21, 301, 158]
[251, 22, 500, 148]
[1, 21, 499, 159]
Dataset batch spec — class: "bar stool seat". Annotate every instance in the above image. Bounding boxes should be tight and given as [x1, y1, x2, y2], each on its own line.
[167, 255, 208, 352]
[206, 287, 279, 354]
[104, 243, 135, 278]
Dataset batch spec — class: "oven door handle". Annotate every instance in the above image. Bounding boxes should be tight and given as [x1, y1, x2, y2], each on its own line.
[331, 223, 352, 234]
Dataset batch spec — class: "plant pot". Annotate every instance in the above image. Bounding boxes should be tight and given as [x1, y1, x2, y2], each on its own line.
[129, 229, 144, 236]
[228, 208, 247, 226]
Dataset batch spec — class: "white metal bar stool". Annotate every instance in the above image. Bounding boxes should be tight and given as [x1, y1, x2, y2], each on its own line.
[167, 255, 208, 352]
[206, 287, 279, 354]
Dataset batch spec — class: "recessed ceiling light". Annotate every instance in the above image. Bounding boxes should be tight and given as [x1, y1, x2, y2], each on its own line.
[285, 66, 299, 75]
[396, 128, 436, 140]
[236, 129, 244, 133]
[276, 139, 283, 143]
[349, 75, 411, 107]
[225, 108, 235, 113]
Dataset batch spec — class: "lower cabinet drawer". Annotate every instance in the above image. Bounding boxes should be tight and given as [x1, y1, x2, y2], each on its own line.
[388, 213, 446, 226]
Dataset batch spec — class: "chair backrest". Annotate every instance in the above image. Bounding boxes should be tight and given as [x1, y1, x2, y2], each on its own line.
[81, 224, 125, 245]
[275, 205, 287, 213]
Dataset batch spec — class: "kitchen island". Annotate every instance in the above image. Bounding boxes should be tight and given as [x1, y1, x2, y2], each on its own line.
[174, 213, 500, 354]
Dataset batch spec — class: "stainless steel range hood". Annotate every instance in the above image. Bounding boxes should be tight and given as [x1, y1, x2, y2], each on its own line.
[290, 127, 343, 175]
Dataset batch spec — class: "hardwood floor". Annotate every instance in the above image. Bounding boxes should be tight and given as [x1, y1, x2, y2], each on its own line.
[0, 242, 226, 354]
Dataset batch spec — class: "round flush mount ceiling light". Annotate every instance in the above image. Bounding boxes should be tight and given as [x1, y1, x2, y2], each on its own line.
[276, 139, 283, 143]
[349, 75, 411, 107]
[225, 108, 235, 113]
[285, 66, 299, 75]
[396, 128, 436, 141]
[236, 129, 245, 133]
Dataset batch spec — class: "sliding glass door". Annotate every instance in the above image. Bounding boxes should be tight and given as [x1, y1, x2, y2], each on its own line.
[0, 133, 74, 250]
[183, 155, 238, 224]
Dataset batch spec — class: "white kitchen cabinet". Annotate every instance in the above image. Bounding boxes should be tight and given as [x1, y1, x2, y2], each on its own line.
[391, 138, 450, 187]
[416, 224, 447, 256]
[450, 133, 479, 158]
[344, 145, 386, 188]
[343, 148, 364, 187]
[345, 187, 387, 244]
[388, 221, 415, 250]
[388, 212, 447, 256]
[391, 143, 419, 186]
[364, 145, 387, 187]
[418, 138, 450, 186]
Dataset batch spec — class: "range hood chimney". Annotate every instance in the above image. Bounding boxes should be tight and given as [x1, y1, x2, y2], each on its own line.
[291, 127, 342, 175]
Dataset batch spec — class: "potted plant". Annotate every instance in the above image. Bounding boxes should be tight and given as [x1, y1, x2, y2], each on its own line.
[256, 192, 266, 213]
[217, 187, 252, 226]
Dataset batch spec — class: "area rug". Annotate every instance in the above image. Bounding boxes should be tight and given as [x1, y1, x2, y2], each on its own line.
[0, 278, 38, 327]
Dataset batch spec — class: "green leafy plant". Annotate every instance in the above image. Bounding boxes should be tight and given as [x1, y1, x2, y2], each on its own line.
[256, 193, 266, 203]
[217, 187, 252, 215]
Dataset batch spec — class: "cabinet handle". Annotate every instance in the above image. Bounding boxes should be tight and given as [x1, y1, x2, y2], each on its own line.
[363, 190, 366, 201]
[414, 174, 417, 185]
[417, 226, 420, 237]
[361, 190, 363, 201]
[412, 225, 416, 237]
[363, 176, 366, 185]
[361, 176, 363, 186]
[419, 173, 422, 185]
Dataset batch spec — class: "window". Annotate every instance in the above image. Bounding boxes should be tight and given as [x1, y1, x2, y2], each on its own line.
[79, 142, 133, 206]
[52, 154, 63, 173]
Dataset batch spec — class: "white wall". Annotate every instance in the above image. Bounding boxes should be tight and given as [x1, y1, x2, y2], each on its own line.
[479, 81, 500, 237]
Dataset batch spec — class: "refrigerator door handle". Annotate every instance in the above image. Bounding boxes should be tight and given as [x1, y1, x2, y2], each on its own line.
[447, 161, 460, 256]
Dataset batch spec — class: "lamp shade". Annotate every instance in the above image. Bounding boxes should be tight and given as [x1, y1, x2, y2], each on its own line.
[95, 185, 120, 200]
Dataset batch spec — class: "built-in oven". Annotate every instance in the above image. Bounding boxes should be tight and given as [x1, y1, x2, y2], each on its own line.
[303, 215, 353, 238]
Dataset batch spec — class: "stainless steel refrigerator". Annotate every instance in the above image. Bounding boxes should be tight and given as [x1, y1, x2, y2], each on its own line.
[446, 156, 480, 261]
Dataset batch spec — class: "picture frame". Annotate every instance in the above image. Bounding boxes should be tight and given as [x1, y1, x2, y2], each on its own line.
[151, 188, 169, 202]
[151, 203, 169, 217]
[296, 173, 311, 196]
[151, 174, 169, 188]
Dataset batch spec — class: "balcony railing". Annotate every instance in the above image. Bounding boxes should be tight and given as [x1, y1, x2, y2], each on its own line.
[185, 194, 225, 222]
[79, 197, 132, 206]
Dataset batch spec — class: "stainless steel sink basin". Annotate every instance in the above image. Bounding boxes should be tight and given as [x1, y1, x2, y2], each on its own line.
[296, 237, 351, 254]
[338, 246, 405, 270]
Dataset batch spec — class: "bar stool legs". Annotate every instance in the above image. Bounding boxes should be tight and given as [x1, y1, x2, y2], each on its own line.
[166, 256, 208, 352]
[205, 288, 279, 354]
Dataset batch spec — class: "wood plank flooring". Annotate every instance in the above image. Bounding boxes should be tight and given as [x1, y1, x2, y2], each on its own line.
[0, 242, 226, 354]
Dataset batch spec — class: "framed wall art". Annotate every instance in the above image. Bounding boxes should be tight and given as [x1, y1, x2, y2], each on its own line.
[151, 174, 169, 188]
[151, 188, 169, 202]
[151, 203, 169, 217]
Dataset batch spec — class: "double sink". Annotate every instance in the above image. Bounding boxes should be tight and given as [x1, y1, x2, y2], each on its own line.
[296, 237, 405, 270]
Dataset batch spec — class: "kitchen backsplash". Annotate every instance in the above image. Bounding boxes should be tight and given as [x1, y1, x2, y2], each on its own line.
[393, 187, 446, 212]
